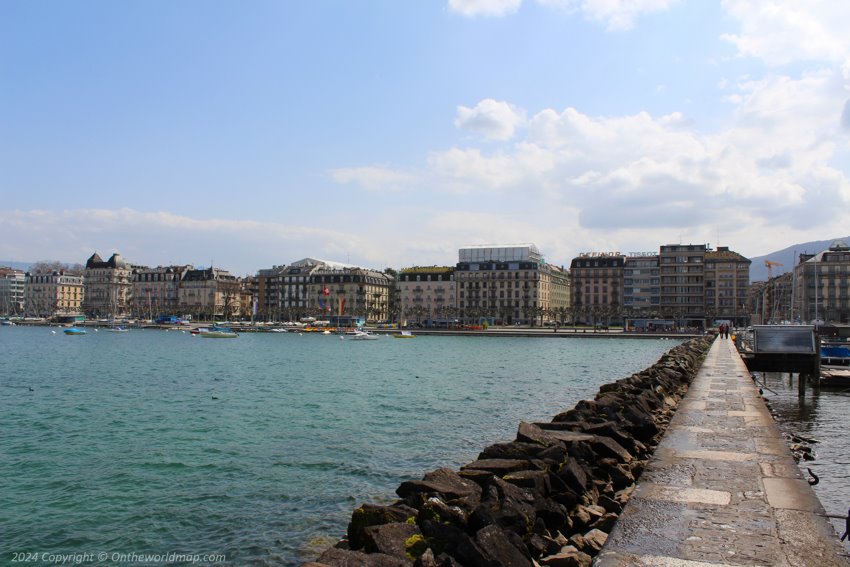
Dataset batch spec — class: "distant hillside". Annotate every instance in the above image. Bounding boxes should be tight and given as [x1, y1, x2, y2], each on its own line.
[748, 237, 850, 281]
[0, 261, 31, 272]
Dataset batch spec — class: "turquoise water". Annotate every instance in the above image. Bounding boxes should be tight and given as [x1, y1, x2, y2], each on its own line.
[0, 326, 679, 565]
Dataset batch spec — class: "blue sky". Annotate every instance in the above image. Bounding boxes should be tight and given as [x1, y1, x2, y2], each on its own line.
[2, 0, 849, 275]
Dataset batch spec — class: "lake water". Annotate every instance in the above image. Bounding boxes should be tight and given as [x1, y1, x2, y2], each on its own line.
[0, 326, 679, 565]
[757, 372, 850, 547]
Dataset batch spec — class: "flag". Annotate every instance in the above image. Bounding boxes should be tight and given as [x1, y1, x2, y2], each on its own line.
[323, 286, 330, 296]
[338, 297, 345, 316]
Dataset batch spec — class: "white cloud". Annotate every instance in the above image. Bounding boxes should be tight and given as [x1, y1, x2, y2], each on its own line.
[448, 0, 522, 17]
[449, 0, 675, 29]
[330, 166, 415, 192]
[721, 0, 850, 66]
[455, 99, 527, 141]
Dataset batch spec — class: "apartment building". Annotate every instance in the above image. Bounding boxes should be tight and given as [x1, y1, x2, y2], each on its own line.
[25, 270, 84, 318]
[659, 244, 707, 328]
[623, 254, 660, 320]
[398, 266, 456, 325]
[705, 246, 751, 326]
[309, 264, 392, 323]
[179, 267, 241, 321]
[0, 267, 26, 316]
[570, 253, 625, 324]
[794, 240, 850, 324]
[82, 252, 134, 319]
[131, 265, 193, 319]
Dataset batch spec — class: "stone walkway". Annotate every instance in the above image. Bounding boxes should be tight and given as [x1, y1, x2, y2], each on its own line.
[595, 337, 850, 567]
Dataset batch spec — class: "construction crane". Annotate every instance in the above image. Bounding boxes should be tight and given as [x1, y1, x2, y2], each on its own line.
[765, 260, 783, 279]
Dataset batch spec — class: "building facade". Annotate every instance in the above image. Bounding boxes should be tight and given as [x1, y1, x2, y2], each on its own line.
[308, 265, 392, 323]
[131, 265, 192, 320]
[179, 267, 241, 321]
[794, 240, 850, 324]
[623, 254, 660, 325]
[398, 266, 456, 326]
[25, 270, 85, 318]
[570, 253, 625, 325]
[705, 246, 751, 327]
[82, 252, 133, 319]
[0, 267, 26, 316]
[659, 244, 707, 328]
[456, 244, 568, 325]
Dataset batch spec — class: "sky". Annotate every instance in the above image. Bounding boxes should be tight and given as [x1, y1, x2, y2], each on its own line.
[2, 0, 849, 276]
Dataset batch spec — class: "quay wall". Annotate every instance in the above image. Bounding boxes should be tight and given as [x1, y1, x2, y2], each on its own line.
[305, 336, 714, 567]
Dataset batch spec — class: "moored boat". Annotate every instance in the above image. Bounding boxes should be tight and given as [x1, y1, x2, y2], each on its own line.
[394, 330, 415, 339]
[349, 330, 378, 341]
[64, 327, 86, 335]
[200, 327, 238, 338]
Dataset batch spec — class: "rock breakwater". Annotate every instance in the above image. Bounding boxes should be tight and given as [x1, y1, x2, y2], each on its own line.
[305, 337, 713, 567]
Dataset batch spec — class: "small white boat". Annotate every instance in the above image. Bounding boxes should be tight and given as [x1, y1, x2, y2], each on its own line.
[108, 326, 129, 333]
[349, 330, 379, 341]
[393, 331, 415, 339]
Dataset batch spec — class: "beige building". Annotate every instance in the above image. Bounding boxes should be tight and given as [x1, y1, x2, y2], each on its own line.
[705, 246, 751, 326]
[308, 264, 392, 323]
[178, 267, 241, 321]
[131, 265, 193, 320]
[25, 270, 84, 318]
[456, 244, 569, 325]
[398, 266, 456, 326]
[82, 252, 133, 319]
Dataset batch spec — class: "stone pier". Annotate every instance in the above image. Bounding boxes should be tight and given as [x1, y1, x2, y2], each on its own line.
[595, 337, 850, 566]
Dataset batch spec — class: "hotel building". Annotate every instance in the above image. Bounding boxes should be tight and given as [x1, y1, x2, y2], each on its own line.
[0, 268, 26, 316]
[131, 265, 193, 320]
[794, 240, 850, 324]
[705, 247, 751, 327]
[570, 253, 625, 325]
[398, 266, 456, 326]
[456, 244, 569, 325]
[179, 267, 241, 321]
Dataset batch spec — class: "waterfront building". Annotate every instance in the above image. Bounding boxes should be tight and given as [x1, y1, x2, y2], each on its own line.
[308, 263, 392, 323]
[705, 246, 751, 327]
[131, 265, 192, 320]
[659, 244, 707, 328]
[570, 253, 625, 326]
[748, 272, 793, 325]
[622, 254, 661, 328]
[398, 266, 456, 326]
[793, 240, 850, 324]
[82, 252, 134, 319]
[456, 244, 568, 325]
[24, 270, 84, 318]
[256, 258, 345, 322]
[0, 267, 26, 316]
[178, 267, 241, 321]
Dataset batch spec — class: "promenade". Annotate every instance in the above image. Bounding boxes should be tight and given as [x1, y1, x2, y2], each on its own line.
[596, 337, 850, 566]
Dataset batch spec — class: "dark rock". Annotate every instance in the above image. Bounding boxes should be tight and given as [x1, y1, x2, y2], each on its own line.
[582, 529, 608, 555]
[539, 547, 592, 567]
[349, 503, 419, 550]
[479, 442, 545, 460]
[418, 496, 468, 529]
[503, 469, 551, 493]
[364, 523, 422, 559]
[597, 494, 622, 515]
[567, 534, 586, 552]
[588, 436, 633, 464]
[316, 547, 410, 567]
[413, 549, 438, 567]
[557, 458, 589, 493]
[397, 468, 483, 504]
[589, 512, 618, 532]
[469, 477, 536, 537]
[472, 525, 532, 567]
[462, 458, 544, 476]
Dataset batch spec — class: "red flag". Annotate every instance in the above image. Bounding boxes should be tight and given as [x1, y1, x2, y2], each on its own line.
[323, 286, 330, 296]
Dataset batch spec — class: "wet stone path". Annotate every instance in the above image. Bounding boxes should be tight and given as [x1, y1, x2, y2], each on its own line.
[595, 337, 850, 567]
